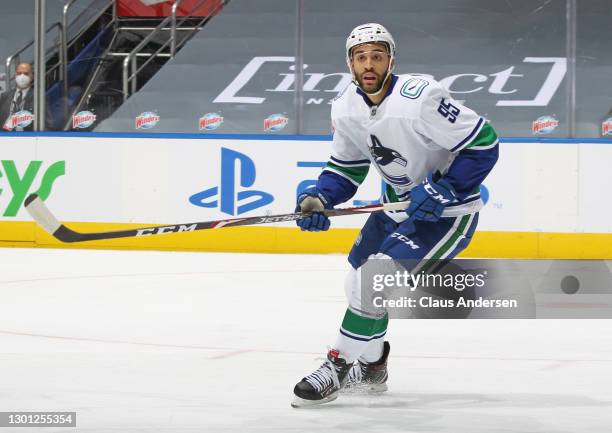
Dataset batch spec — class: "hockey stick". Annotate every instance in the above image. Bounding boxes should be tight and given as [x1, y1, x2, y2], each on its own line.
[24, 193, 408, 243]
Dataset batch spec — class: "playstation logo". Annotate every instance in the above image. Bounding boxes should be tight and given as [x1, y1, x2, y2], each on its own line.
[189, 147, 274, 215]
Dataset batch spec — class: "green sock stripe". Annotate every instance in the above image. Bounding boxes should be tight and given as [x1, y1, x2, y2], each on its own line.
[326, 162, 369, 184]
[466, 122, 498, 149]
[372, 313, 389, 335]
[341, 308, 388, 337]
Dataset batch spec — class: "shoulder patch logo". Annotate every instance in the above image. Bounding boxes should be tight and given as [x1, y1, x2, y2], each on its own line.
[400, 78, 429, 99]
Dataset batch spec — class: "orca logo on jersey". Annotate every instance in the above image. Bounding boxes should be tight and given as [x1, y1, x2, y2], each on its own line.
[367, 135, 412, 187]
[189, 148, 274, 216]
[368, 135, 407, 167]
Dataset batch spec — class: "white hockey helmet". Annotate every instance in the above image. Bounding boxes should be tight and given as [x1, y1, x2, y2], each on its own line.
[345, 23, 396, 95]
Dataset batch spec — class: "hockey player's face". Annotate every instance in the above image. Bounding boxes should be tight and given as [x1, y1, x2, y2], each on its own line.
[351, 43, 391, 93]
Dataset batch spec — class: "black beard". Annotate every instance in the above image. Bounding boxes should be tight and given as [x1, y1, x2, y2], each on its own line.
[357, 74, 385, 94]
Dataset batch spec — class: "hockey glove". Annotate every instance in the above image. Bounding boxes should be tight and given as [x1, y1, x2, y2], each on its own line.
[296, 187, 332, 231]
[407, 174, 457, 223]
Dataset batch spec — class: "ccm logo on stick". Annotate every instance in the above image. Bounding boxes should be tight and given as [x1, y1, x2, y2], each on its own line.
[136, 224, 197, 236]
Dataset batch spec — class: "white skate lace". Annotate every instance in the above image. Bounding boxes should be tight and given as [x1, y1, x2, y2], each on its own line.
[347, 362, 363, 384]
[304, 360, 340, 393]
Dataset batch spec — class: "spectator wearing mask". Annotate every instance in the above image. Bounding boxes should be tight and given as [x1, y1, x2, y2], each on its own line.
[0, 63, 35, 131]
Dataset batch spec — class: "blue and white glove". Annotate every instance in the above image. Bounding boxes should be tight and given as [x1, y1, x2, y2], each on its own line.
[296, 187, 332, 231]
[407, 174, 457, 223]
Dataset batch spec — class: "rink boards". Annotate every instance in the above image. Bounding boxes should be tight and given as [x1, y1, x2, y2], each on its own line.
[1, 133, 611, 258]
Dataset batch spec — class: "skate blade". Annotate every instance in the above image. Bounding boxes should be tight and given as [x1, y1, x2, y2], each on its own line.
[291, 393, 338, 408]
[341, 383, 388, 394]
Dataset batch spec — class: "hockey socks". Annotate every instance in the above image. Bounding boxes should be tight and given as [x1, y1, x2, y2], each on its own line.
[335, 308, 388, 362]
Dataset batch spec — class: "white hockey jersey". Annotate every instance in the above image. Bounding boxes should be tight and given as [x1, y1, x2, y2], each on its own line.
[324, 74, 498, 221]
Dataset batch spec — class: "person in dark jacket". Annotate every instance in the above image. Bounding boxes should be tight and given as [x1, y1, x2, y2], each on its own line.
[0, 62, 53, 131]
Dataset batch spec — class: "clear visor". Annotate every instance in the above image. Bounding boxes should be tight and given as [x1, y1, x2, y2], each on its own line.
[350, 49, 390, 66]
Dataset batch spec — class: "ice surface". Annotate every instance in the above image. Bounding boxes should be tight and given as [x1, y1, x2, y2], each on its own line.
[1, 247, 611, 433]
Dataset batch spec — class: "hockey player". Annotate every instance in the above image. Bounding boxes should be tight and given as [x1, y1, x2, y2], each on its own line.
[292, 23, 499, 407]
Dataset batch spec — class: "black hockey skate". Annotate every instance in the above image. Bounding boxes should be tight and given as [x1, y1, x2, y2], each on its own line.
[344, 341, 390, 393]
[292, 349, 351, 408]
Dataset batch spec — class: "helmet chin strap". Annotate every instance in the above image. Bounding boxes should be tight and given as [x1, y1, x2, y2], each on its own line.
[352, 62, 394, 97]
